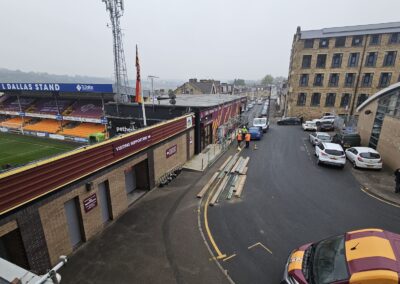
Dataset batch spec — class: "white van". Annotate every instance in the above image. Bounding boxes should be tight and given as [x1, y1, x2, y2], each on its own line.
[253, 117, 269, 133]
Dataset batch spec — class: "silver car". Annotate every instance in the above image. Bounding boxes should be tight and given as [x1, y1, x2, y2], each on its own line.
[309, 132, 331, 145]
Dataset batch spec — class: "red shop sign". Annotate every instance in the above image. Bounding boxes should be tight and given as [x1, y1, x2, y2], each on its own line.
[166, 145, 177, 158]
[83, 193, 98, 213]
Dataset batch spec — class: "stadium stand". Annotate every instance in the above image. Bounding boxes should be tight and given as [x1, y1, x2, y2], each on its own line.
[27, 99, 72, 115]
[60, 123, 104, 138]
[24, 119, 63, 134]
[0, 96, 35, 111]
[68, 100, 103, 118]
[0, 117, 26, 128]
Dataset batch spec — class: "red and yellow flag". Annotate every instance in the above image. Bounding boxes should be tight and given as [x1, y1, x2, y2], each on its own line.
[135, 45, 142, 103]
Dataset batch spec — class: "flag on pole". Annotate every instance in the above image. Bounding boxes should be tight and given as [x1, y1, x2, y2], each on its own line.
[135, 45, 142, 103]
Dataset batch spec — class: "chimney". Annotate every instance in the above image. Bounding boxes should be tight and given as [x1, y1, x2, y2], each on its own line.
[189, 78, 197, 83]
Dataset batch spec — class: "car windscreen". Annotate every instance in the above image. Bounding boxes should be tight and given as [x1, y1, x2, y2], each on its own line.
[360, 152, 380, 159]
[325, 149, 344, 156]
[318, 135, 331, 141]
[253, 118, 266, 125]
[312, 235, 348, 284]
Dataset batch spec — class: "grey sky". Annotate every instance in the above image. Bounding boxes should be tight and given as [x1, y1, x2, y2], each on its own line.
[1, 0, 400, 82]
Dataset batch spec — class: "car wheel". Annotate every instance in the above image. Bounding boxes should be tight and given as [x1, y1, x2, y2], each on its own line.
[352, 161, 358, 169]
[339, 165, 345, 169]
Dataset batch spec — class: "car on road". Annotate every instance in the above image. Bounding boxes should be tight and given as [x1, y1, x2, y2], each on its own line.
[315, 142, 345, 168]
[345, 147, 382, 169]
[247, 103, 254, 109]
[253, 117, 269, 133]
[309, 132, 331, 145]
[248, 126, 263, 140]
[277, 117, 301, 125]
[282, 228, 400, 284]
[302, 121, 317, 131]
[317, 120, 334, 131]
[331, 132, 361, 149]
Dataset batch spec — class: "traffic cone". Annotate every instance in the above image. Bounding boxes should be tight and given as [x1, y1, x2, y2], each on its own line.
[254, 143, 258, 150]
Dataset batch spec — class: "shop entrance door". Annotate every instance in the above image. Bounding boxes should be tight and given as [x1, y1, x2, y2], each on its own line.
[201, 124, 213, 151]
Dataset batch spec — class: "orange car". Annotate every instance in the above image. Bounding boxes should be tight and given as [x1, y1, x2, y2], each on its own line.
[282, 228, 400, 284]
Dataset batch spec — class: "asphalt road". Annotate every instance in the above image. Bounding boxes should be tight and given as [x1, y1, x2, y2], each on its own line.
[206, 121, 400, 283]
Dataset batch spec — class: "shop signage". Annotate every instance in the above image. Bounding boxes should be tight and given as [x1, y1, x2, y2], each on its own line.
[83, 193, 98, 213]
[113, 133, 152, 156]
[186, 116, 193, 128]
[166, 144, 177, 158]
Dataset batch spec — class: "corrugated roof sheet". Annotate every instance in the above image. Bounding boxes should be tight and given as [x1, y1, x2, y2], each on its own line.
[157, 94, 245, 107]
[301, 21, 400, 39]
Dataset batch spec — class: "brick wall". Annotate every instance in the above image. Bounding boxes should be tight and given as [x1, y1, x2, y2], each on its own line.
[357, 100, 378, 145]
[0, 220, 17, 237]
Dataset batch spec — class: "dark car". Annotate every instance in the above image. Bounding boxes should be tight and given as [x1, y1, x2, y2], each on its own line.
[317, 121, 334, 131]
[277, 117, 301, 125]
[248, 126, 263, 140]
[331, 132, 361, 148]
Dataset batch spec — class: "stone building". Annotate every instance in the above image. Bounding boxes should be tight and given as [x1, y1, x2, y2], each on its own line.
[287, 22, 400, 120]
[174, 79, 218, 95]
[356, 82, 400, 170]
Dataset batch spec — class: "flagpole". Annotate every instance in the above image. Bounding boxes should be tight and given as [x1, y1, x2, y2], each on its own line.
[141, 90, 147, 126]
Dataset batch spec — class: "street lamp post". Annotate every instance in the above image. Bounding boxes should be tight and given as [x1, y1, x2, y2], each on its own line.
[148, 75, 159, 111]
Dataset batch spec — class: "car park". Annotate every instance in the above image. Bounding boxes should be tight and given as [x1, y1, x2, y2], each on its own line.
[248, 126, 263, 140]
[277, 117, 301, 125]
[302, 121, 317, 131]
[331, 132, 361, 148]
[315, 142, 345, 168]
[282, 228, 400, 284]
[253, 117, 269, 133]
[309, 132, 331, 145]
[345, 147, 382, 169]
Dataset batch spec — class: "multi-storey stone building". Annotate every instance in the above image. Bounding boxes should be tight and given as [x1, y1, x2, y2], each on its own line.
[287, 22, 400, 120]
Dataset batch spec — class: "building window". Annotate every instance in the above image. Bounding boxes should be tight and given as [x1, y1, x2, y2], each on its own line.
[304, 39, 314, 48]
[316, 54, 327, 68]
[344, 73, 355, 87]
[302, 55, 312, 68]
[356, 94, 368, 107]
[365, 52, 377, 67]
[328, 73, 339, 87]
[331, 53, 343, 68]
[361, 73, 373, 87]
[313, 74, 324, 86]
[379, 72, 392, 88]
[348, 53, 359, 67]
[335, 37, 346, 47]
[389, 33, 399, 44]
[297, 93, 307, 106]
[319, 38, 329, 48]
[325, 93, 336, 107]
[299, 74, 309, 87]
[340, 93, 351, 108]
[383, 51, 397, 66]
[311, 93, 321, 106]
[370, 34, 381, 45]
[352, 36, 363, 46]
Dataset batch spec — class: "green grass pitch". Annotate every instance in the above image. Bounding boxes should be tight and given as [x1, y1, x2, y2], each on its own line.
[0, 132, 78, 168]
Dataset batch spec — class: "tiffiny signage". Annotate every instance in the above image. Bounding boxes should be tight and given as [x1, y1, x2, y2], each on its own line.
[113, 133, 152, 156]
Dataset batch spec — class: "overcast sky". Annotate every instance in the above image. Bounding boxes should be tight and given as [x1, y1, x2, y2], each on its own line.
[1, 0, 400, 82]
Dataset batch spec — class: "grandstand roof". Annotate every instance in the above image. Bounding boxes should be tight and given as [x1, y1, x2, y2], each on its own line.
[156, 94, 246, 108]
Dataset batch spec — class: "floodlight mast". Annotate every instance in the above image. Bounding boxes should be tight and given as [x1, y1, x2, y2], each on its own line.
[102, 0, 129, 103]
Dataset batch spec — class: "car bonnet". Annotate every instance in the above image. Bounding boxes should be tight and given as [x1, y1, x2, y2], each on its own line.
[345, 229, 400, 282]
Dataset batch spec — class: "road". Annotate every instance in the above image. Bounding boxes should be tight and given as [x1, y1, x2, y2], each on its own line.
[205, 120, 400, 283]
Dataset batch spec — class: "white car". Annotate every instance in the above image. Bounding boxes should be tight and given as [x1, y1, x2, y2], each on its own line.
[302, 121, 317, 131]
[253, 117, 269, 133]
[309, 132, 331, 145]
[315, 142, 346, 168]
[345, 147, 383, 169]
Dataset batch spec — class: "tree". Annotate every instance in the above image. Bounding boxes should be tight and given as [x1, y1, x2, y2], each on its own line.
[261, 74, 274, 85]
[233, 79, 246, 86]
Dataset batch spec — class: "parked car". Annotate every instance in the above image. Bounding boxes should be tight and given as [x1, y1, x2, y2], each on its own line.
[282, 228, 400, 284]
[317, 120, 334, 131]
[331, 132, 361, 148]
[248, 126, 263, 140]
[253, 117, 269, 133]
[247, 103, 254, 109]
[315, 142, 345, 168]
[277, 117, 301, 125]
[309, 132, 331, 145]
[345, 147, 382, 169]
[302, 121, 317, 131]
[260, 109, 268, 117]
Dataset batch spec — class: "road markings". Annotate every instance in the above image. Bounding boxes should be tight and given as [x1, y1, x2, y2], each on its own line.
[248, 242, 273, 254]
[203, 187, 226, 260]
[360, 186, 400, 208]
[222, 254, 237, 262]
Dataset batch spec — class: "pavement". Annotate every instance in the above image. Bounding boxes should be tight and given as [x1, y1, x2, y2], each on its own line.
[59, 151, 235, 284]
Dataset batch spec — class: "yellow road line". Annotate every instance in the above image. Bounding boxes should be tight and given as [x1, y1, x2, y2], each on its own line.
[248, 242, 273, 255]
[204, 185, 226, 260]
[222, 254, 237, 262]
[360, 187, 400, 209]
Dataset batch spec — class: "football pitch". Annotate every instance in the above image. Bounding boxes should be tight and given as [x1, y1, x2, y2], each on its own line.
[0, 132, 78, 168]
